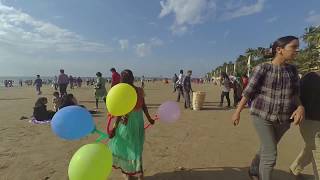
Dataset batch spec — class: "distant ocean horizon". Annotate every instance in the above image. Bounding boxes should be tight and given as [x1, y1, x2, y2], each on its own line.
[0, 76, 165, 87]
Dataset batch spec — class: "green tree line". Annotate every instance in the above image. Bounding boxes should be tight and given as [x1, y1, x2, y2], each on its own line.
[208, 26, 320, 77]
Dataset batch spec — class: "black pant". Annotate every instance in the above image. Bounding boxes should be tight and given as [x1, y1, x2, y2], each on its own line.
[220, 91, 230, 107]
[233, 91, 241, 106]
[54, 83, 58, 90]
[96, 97, 106, 109]
[184, 90, 191, 108]
[59, 84, 68, 96]
[176, 86, 184, 102]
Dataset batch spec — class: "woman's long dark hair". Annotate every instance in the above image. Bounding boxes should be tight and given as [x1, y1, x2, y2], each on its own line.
[121, 69, 134, 85]
[34, 97, 47, 107]
[60, 94, 76, 108]
[265, 36, 299, 58]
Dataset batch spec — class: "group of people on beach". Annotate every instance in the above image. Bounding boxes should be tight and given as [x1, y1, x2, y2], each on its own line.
[107, 36, 320, 180]
[3, 80, 14, 87]
[32, 92, 79, 121]
[218, 72, 249, 108]
[31, 68, 154, 180]
[26, 35, 320, 180]
[173, 69, 193, 109]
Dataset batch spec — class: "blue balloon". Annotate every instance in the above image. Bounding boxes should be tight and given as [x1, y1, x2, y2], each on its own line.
[51, 106, 95, 140]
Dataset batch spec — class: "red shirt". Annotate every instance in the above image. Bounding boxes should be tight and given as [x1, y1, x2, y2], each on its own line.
[111, 72, 121, 87]
[242, 77, 249, 89]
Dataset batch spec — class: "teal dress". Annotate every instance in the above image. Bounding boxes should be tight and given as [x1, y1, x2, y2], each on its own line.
[95, 77, 107, 99]
[108, 88, 145, 175]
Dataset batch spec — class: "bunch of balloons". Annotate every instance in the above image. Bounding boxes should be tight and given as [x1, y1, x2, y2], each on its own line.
[51, 83, 182, 180]
[51, 106, 112, 180]
[51, 83, 138, 180]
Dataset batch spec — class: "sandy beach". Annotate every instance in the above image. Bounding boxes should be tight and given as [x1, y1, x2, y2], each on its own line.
[0, 82, 314, 180]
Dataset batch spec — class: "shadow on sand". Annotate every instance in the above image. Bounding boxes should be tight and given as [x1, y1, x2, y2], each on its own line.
[144, 167, 314, 180]
[0, 98, 31, 101]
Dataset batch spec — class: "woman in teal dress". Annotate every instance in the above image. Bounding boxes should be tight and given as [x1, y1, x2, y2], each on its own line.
[94, 72, 107, 109]
[108, 69, 155, 180]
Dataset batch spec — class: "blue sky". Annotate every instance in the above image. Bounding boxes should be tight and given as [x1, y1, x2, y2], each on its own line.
[0, 0, 319, 77]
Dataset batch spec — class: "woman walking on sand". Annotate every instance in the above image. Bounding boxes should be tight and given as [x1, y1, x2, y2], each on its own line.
[232, 36, 305, 180]
[94, 72, 107, 109]
[108, 69, 155, 180]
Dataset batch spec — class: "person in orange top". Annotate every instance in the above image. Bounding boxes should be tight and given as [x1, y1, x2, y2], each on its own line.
[108, 69, 155, 180]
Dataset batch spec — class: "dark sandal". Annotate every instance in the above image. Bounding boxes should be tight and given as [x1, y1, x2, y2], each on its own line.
[248, 170, 259, 180]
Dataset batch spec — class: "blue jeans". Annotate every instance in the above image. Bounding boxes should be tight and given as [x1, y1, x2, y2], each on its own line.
[250, 115, 290, 180]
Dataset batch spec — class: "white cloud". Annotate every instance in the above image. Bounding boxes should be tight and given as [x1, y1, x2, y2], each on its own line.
[221, 0, 266, 20]
[135, 37, 164, 57]
[119, 39, 129, 50]
[306, 10, 320, 26]
[0, 2, 112, 53]
[159, 0, 266, 35]
[266, 16, 278, 23]
[135, 43, 151, 57]
[159, 0, 216, 35]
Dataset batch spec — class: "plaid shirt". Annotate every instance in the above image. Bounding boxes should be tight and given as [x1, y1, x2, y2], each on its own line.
[242, 63, 300, 123]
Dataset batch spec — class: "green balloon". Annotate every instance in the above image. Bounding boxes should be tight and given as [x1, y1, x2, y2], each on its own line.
[68, 143, 113, 180]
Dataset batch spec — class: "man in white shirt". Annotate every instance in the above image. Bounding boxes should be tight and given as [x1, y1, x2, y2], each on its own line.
[176, 69, 185, 102]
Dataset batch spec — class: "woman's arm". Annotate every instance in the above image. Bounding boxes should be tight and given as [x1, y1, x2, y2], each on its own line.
[235, 96, 249, 114]
[141, 97, 155, 124]
[232, 96, 249, 126]
[109, 116, 121, 138]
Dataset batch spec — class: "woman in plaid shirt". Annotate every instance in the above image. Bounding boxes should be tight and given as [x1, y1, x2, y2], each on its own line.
[232, 36, 305, 180]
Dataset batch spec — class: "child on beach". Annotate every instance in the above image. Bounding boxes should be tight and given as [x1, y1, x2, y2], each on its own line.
[52, 92, 62, 112]
[108, 69, 155, 180]
[33, 97, 55, 121]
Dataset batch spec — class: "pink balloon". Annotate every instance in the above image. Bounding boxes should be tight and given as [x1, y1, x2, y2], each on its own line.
[157, 101, 181, 123]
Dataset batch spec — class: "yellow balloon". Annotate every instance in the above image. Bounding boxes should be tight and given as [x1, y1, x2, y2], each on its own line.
[68, 143, 113, 180]
[106, 83, 138, 116]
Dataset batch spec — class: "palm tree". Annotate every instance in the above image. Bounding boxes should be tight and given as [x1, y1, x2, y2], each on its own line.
[299, 26, 320, 73]
[303, 26, 320, 47]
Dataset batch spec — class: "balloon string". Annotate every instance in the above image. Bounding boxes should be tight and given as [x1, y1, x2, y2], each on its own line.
[106, 113, 113, 135]
[93, 128, 109, 143]
[144, 115, 159, 130]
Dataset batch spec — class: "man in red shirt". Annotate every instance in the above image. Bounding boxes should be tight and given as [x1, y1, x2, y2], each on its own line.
[110, 68, 121, 87]
[242, 74, 249, 90]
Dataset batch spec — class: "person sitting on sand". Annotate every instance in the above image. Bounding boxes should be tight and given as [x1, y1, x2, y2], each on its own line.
[52, 92, 62, 112]
[33, 97, 55, 121]
[59, 94, 98, 115]
[59, 94, 78, 109]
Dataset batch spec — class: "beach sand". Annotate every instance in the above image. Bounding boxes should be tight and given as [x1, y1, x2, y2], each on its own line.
[0, 82, 314, 180]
